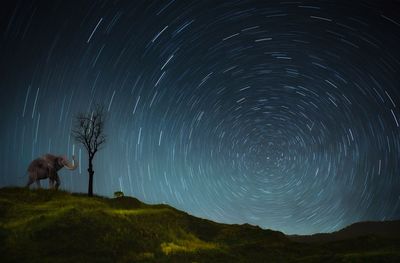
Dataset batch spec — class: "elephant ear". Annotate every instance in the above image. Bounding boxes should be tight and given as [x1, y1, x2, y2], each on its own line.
[41, 154, 55, 169]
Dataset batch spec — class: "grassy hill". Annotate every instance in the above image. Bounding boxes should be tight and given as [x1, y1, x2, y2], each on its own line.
[0, 187, 399, 262]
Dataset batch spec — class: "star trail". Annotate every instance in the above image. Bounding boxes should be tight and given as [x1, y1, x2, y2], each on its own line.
[1, 0, 400, 235]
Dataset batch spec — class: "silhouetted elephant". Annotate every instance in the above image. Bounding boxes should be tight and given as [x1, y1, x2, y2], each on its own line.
[26, 154, 78, 189]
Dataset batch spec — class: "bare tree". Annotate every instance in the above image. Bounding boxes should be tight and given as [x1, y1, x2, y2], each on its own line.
[72, 104, 106, 196]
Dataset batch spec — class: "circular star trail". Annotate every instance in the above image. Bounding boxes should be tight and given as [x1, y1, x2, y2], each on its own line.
[1, 0, 400, 234]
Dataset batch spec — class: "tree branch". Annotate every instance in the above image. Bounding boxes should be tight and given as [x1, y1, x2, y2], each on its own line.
[72, 104, 106, 157]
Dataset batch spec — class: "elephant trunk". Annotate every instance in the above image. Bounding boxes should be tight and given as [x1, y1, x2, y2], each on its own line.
[63, 156, 78, 170]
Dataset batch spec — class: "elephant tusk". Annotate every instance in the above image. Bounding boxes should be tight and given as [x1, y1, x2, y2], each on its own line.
[63, 158, 78, 170]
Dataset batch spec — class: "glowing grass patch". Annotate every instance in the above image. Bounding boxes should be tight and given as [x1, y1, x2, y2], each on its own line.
[108, 208, 170, 216]
[161, 237, 219, 255]
[3, 205, 77, 228]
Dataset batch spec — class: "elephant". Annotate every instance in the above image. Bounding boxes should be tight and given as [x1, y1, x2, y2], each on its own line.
[26, 154, 78, 189]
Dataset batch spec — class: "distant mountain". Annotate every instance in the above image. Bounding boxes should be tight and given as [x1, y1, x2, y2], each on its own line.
[290, 220, 400, 243]
[0, 187, 399, 262]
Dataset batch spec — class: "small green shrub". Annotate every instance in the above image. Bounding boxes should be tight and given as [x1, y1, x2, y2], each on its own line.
[114, 191, 124, 198]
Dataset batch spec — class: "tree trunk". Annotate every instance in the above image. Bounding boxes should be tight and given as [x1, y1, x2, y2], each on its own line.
[88, 157, 94, 197]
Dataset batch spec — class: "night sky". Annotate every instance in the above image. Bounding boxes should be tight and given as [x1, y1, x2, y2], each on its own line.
[1, 0, 400, 235]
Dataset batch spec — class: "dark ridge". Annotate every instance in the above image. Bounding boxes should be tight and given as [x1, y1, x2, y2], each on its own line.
[290, 220, 400, 243]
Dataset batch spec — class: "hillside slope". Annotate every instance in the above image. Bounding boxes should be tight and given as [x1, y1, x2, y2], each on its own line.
[0, 187, 399, 262]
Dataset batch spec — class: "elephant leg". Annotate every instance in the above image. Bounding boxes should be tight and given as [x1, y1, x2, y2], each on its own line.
[49, 178, 55, 189]
[26, 171, 38, 188]
[36, 179, 41, 189]
[54, 175, 60, 190]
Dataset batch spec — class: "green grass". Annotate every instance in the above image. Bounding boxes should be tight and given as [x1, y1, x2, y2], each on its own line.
[0, 187, 399, 262]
